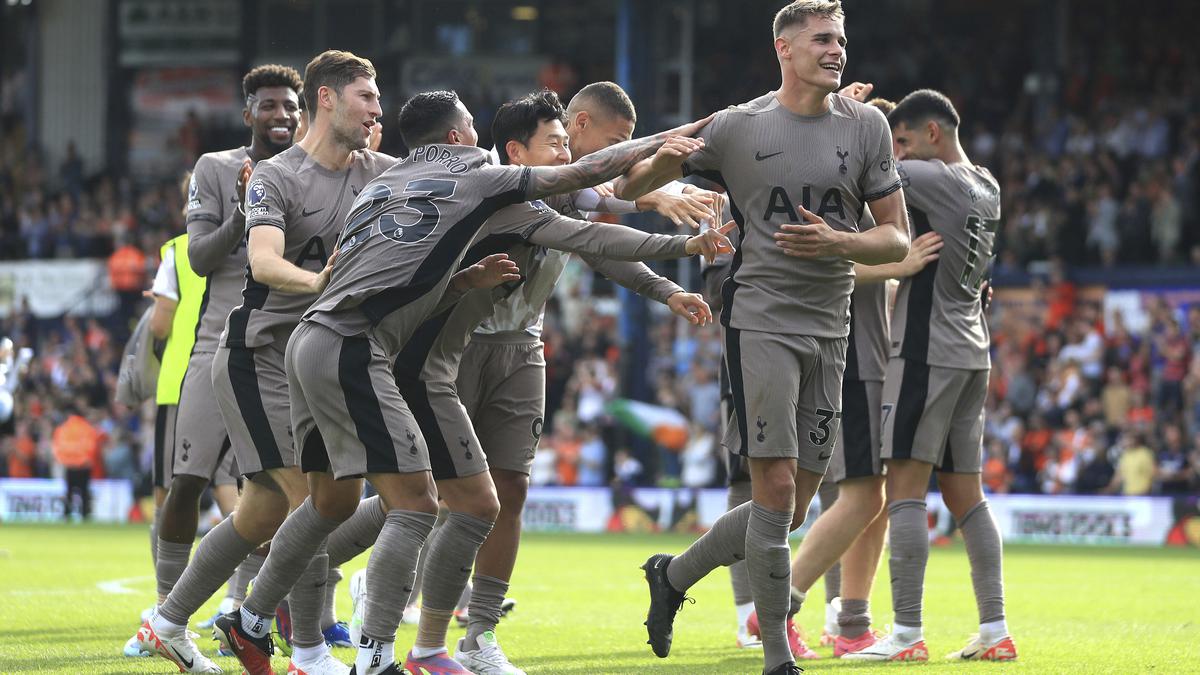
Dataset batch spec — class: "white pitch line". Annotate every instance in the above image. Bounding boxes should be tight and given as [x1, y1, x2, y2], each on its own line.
[97, 575, 154, 595]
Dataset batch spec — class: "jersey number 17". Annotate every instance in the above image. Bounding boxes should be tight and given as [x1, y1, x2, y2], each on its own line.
[959, 215, 999, 293]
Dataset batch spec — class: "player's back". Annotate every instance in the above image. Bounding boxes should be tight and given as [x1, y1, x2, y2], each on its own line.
[305, 144, 533, 357]
[684, 93, 901, 339]
[223, 144, 395, 350]
[891, 159, 1000, 370]
[846, 207, 891, 383]
[187, 146, 252, 353]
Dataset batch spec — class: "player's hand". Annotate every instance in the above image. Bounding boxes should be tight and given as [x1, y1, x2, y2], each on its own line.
[592, 181, 616, 199]
[664, 112, 717, 138]
[896, 231, 943, 276]
[981, 280, 994, 311]
[368, 122, 383, 152]
[838, 82, 874, 102]
[773, 206, 849, 259]
[234, 159, 253, 207]
[685, 220, 736, 262]
[310, 248, 340, 294]
[637, 190, 716, 229]
[649, 135, 706, 175]
[684, 186, 728, 230]
[666, 292, 713, 326]
[460, 253, 522, 290]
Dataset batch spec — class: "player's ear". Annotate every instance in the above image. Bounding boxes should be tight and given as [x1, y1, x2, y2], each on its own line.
[574, 110, 589, 131]
[242, 106, 253, 129]
[926, 120, 939, 144]
[504, 140, 524, 164]
[447, 128, 462, 145]
[774, 36, 790, 61]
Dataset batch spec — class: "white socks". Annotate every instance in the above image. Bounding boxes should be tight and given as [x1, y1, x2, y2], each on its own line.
[893, 623, 923, 644]
[292, 642, 330, 664]
[735, 601, 755, 631]
[355, 637, 394, 675]
[411, 644, 448, 658]
[980, 619, 1009, 644]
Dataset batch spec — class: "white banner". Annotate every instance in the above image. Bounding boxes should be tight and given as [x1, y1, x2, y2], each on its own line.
[0, 260, 117, 318]
[0, 478, 133, 522]
[523, 487, 1176, 546]
[947, 493, 1175, 546]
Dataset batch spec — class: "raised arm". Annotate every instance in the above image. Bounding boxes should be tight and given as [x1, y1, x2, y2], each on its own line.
[187, 158, 252, 275]
[525, 114, 713, 200]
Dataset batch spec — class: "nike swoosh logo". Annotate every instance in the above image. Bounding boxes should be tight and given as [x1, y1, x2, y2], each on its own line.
[755, 151, 783, 161]
[768, 571, 789, 579]
[817, 451, 832, 461]
[168, 644, 194, 669]
[301, 207, 324, 217]
[403, 586, 414, 594]
[459, 566, 472, 573]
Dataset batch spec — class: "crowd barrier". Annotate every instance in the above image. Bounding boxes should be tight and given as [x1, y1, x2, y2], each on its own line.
[1, 479, 1194, 546]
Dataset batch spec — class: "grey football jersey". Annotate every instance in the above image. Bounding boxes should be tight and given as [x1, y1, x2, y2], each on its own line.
[305, 144, 690, 358]
[474, 191, 682, 342]
[845, 208, 890, 382]
[890, 159, 1000, 370]
[222, 145, 395, 349]
[683, 92, 901, 338]
[186, 147, 251, 353]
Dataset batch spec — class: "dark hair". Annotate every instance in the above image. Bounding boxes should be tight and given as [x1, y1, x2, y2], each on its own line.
[888, 88, 960, 131]
[773, 0, 844, 38]
[398, 90, 465, 149]
[566, 81, 636, 124]
[301, 50, 376, 115]
[242, 64, 303, 101]
[492, 89, 566, 165]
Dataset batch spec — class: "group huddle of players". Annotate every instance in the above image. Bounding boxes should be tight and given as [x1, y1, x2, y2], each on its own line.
[123, 1, 1013, 674]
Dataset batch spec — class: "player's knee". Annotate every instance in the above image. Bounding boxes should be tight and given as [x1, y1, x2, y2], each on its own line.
[492, 471, 529, 517]
[311, 490, 358, 523]
[166, 474, 208, 508]
[461, 489, 501, 523]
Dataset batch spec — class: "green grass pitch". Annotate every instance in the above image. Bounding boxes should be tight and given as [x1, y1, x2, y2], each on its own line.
[1, 523, 1197, 673]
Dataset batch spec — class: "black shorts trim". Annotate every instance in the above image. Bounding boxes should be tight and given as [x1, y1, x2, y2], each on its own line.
[153, 404, 171, 488]
[890, 359, 930, 461]
[724, 326, 750, 457]
[840, 378, 874, 480]
[725, 451, 751, 485]
[338, 336, 400, 474]
[227, 347, 284, 471]
[396, 377, 456, 480]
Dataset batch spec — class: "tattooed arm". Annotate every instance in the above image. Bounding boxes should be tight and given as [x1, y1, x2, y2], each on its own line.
[524, 113, 714, 200]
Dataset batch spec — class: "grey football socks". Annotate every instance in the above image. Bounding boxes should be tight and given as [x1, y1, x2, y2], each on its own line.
[725, 481, 754, 606]
[241, 498, 343, 648]
[149, 519, 159, 568]
[327, 495, 387, 567]
[157, 516, 257, 627]
[360, 510, 437, 643]
[958, 500, 1006, 624]
[666, 500, 752, 593]
[231, 551, 266, 605]
[888, 499, 929, 629]
[414, 512, 494, 649]
[463, 574, 509, 650]
[838, 598, 871, 639]
[817, 481, 842, 604]
[746, 502, 795, 672]
[155, 539, 193, 599]
[323, 566, 343, 629]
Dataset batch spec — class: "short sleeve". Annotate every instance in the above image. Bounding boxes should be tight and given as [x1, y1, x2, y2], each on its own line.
[244, 161, 288, 232]
[476, 163, 533, 201]
[859, 107, 902, 202]
[185, 155, 223, 226]
[681, 110, 730, 176]
[151, 246, 180, 301]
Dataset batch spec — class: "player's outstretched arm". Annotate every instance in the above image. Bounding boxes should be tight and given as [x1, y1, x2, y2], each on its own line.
[774, 191, 910, 265]
[614, 136, 705, 201]
[247, 226, 337, 294]
[854, 231, 943, 284]
[526, 114, 714, 200]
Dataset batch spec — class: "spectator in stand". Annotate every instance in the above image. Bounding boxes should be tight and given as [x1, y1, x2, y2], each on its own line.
[1156, 424, 1194, 496]
[982, 439, 1012, 494]
[1074, 422, 1115, 494]
[107, 235, 147, 333]
[52, 404, 105, 520]
[1101, 366, 1132, 431]
[1107, 432, 1156, 496]
[1156, 318, 1191, 418]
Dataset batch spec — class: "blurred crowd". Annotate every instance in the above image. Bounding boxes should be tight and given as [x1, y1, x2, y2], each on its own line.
[1, 1, 1198, 499]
